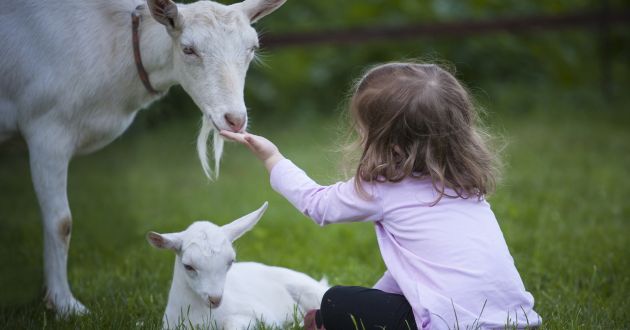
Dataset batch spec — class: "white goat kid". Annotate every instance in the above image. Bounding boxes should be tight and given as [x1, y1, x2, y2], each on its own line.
[147, 203, 328, 330]
[0, 0, 286, 316]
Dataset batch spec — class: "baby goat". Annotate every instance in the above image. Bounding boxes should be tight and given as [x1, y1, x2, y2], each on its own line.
[147, 202, 328, 329]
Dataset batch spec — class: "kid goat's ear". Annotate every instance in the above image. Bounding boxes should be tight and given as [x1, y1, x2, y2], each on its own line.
[146, 231, 183, 251]
[222, 202, 268, 242]
[233, 0, 287, 24]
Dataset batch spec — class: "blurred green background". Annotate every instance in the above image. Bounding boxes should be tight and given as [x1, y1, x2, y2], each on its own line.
[147, 0, 630, 125]
[0, 0, 629, 328]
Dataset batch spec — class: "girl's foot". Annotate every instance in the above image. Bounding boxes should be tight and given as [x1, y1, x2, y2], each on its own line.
[304, 309, 325, 330]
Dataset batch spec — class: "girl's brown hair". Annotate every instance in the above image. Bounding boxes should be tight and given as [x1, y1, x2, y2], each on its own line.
[347, 62, 500, 203]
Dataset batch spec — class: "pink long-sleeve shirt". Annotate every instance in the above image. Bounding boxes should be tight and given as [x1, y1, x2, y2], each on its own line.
[270, 159, 541, 330]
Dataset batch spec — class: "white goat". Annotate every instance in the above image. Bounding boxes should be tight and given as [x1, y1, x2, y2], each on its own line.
[147, 202, 328, 330]
[0, 0, 286, 315]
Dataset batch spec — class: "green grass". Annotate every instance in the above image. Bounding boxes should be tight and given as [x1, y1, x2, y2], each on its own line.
[0, 86, 628, 329]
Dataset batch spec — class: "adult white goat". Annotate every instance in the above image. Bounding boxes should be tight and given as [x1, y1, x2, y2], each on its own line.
[0, 0, 286, 316]
[147, 202, 328, 329]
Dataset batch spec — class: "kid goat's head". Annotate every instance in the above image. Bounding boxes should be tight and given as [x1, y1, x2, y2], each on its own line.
[146, 0, 286, 178]
[147, 202, 268, 308]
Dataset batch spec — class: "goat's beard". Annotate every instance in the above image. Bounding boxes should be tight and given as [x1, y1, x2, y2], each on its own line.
[196, 115, 224, 179]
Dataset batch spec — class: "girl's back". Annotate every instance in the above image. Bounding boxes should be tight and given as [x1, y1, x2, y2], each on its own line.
[375, 177, 538, 328]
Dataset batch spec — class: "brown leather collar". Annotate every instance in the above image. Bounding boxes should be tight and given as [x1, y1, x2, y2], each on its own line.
[132, 10, 160, 95]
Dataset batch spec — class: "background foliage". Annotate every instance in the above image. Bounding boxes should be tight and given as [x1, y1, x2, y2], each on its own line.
[138, 0, 629, 124]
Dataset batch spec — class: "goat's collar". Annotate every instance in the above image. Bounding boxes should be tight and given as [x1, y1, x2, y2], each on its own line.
[132, 9, 160, 95]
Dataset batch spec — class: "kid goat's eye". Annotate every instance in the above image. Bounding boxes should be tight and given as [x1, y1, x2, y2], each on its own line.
[182, 46, 197, 56]
[183, 264, 195, 272]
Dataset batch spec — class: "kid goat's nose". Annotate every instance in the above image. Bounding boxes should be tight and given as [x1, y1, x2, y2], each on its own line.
[208, 296, 222, 308]
[224, 113, 245, 132]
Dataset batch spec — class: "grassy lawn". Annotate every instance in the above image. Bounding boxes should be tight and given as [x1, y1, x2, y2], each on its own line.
[0, 86, 628, 329]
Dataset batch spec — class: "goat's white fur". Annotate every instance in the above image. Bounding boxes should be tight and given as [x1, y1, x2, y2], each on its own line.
[148, 203, 328, 329]
[0, 0, 286, 316]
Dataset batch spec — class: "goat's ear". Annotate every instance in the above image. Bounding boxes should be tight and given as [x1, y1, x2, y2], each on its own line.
[222, 202, 268, 242]
[147, 0, 183, 32]
[147, 231, 182, 251]
[233, 0, 286, 24]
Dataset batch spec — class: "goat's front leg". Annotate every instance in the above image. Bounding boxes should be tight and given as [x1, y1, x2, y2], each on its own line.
[28, 138, 87, 316]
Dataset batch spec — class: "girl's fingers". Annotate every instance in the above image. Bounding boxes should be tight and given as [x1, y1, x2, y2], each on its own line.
[221, 130, 257, 151]
[220, 130, 247, 144]
[221, 130, 269, 159]
[218, 130, 238, 140]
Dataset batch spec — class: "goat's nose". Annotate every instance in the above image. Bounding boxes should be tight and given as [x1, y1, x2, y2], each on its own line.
[208, 296, 222, 308]
[224, 112, 245, 132]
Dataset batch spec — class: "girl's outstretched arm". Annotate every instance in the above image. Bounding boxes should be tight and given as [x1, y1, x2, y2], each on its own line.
[220, 130, 382, 225]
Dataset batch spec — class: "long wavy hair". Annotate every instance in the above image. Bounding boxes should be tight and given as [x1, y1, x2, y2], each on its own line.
[346, 62, 501, 204]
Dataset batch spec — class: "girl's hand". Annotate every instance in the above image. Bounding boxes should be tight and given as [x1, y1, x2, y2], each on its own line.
[220, 130, 285, 173]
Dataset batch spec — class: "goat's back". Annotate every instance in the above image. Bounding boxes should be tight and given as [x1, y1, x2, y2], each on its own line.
[214, 262, 328, 328]
[0, 0, 143, 131]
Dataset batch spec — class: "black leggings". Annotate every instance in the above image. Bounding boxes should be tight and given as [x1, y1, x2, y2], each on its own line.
[316, 286, 418, 330]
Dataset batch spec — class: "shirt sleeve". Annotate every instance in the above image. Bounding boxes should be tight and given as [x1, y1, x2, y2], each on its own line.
[270, 159, 383, 225]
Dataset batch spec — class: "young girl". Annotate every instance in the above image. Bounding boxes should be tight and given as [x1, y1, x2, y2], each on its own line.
[221, 63, 541, 330]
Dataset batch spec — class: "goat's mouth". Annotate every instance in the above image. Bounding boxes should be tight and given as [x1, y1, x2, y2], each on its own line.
[207, 115, 220, 131]
[207, 300, 222, 309]
[206, 110, 247, 133]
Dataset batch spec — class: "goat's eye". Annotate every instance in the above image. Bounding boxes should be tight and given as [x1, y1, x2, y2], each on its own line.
[182, 46, 197, 56]
[228, 259, 235, 267]
[183, 264, 195, 272]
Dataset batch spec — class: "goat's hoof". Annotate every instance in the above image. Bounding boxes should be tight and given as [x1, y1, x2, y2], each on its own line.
[45, 294, 90, 318]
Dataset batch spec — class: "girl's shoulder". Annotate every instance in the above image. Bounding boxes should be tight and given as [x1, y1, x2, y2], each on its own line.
[374, 176, 487, 206]
[370, 176, 435, 197]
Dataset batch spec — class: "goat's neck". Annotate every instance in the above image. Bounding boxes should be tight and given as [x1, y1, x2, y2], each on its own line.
[134, 11, 177, 94]
[164, 256, 211, 327]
